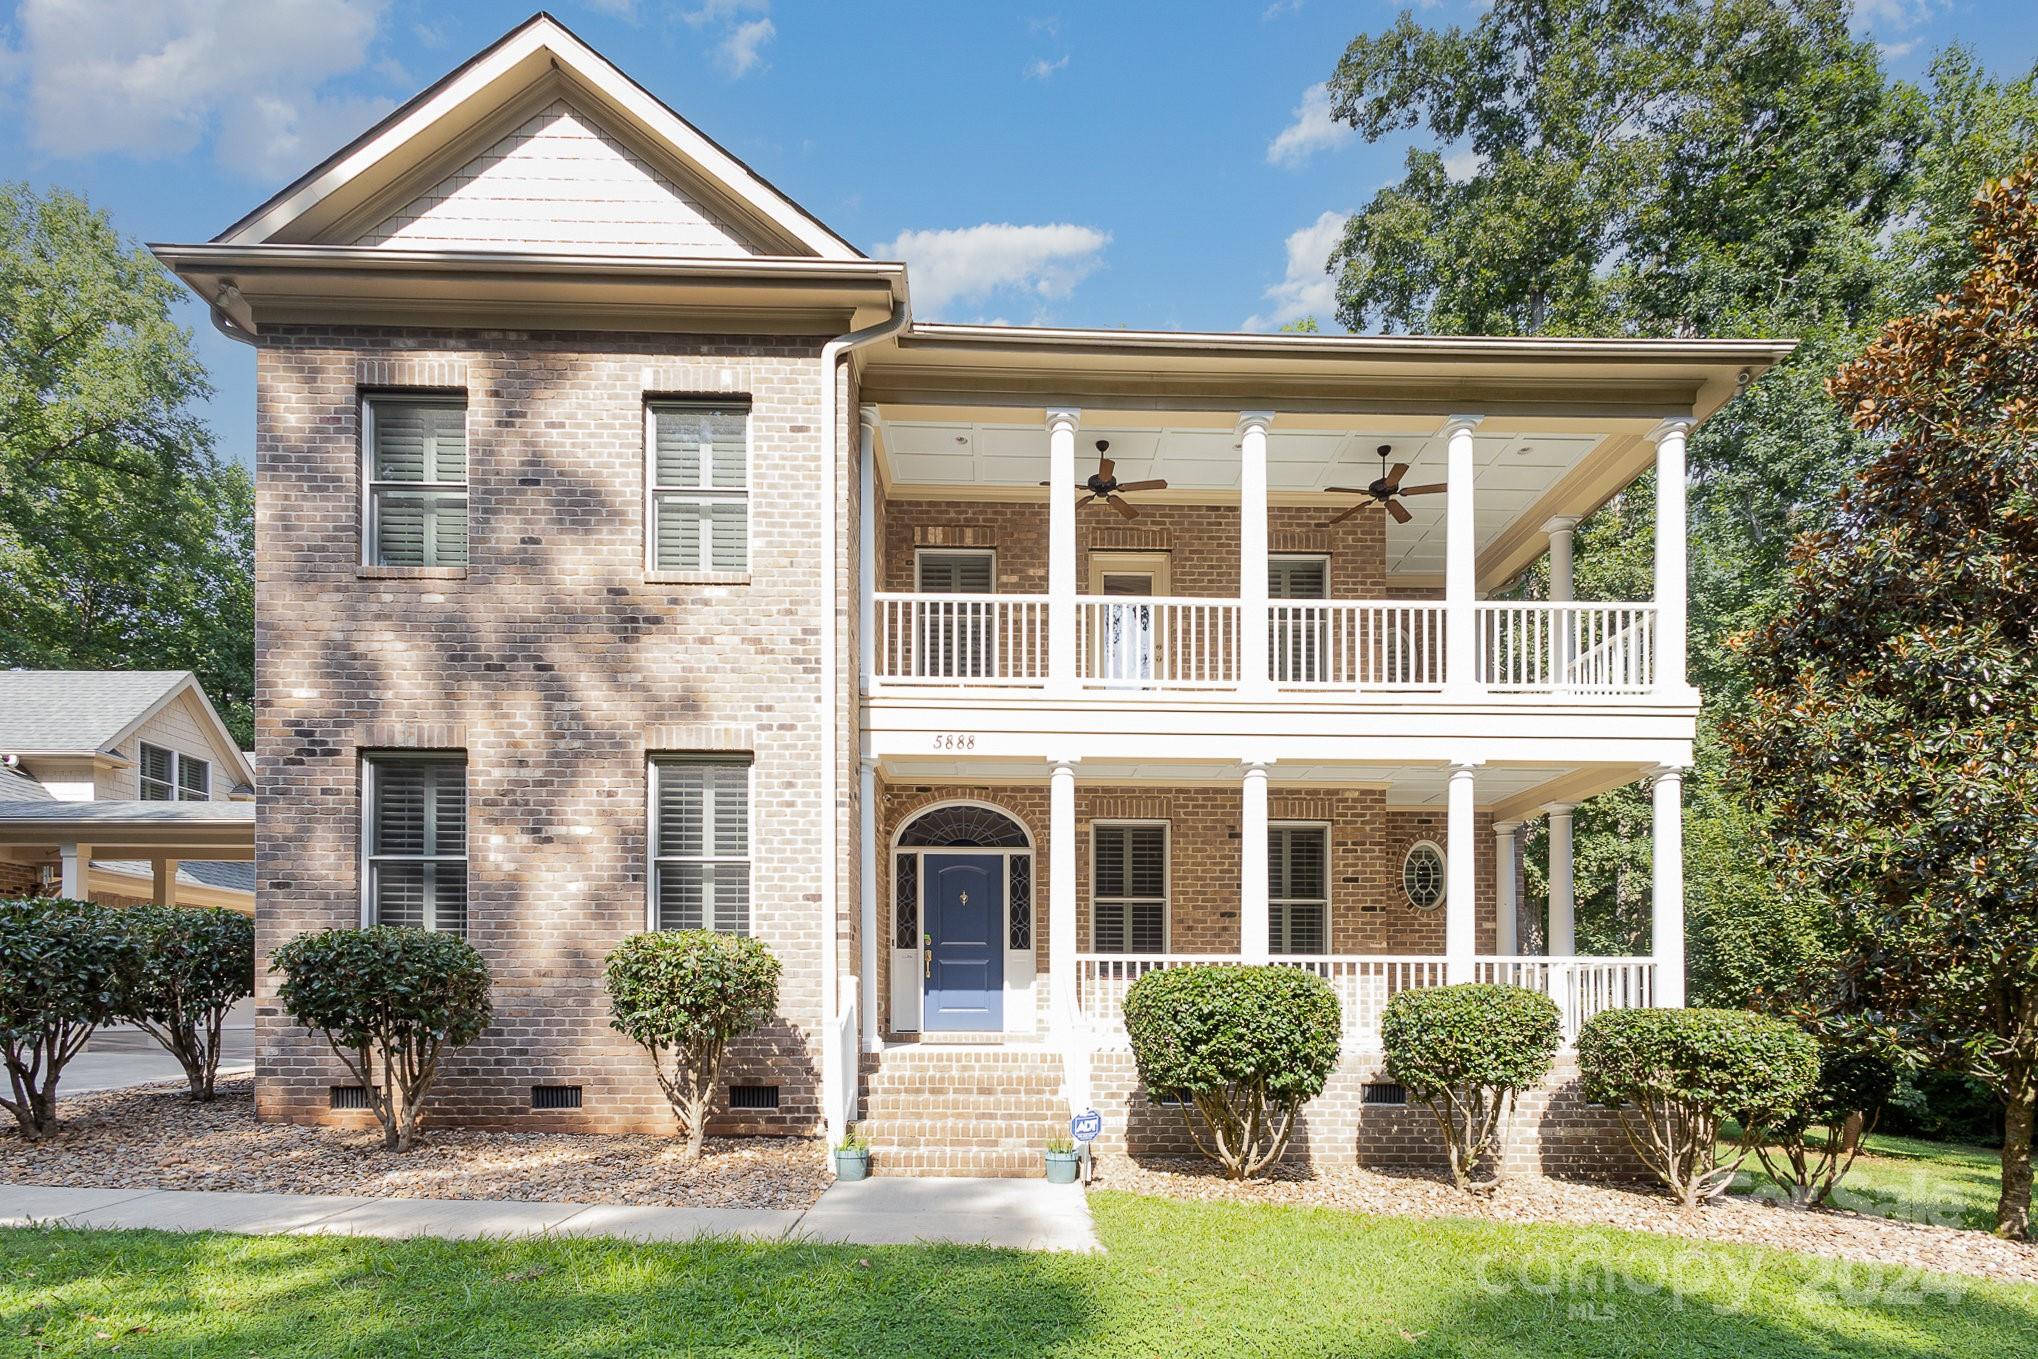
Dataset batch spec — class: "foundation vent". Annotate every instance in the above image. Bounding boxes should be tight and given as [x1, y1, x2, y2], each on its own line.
[1362, 1082, 1408, 1106]
[329, 1085, 374, 1111]
[531, 1085, 584, 1111]
[729, 1084, 780, 1111]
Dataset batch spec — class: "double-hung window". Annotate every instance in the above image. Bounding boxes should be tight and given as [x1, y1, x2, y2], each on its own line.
[914, 549, 996, 678]
[650, 401, 749, 574]
[365, 754, 468, 934]
[365, 394, 467, 567]
[1269, 824, 1330, 954]
[651, 756, 752, 933]
[138, 742, 210, 801]
[1091, 823, 1167, 953]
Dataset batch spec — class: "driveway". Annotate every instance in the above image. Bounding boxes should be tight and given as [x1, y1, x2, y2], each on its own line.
[63, 1024, 255, 1095]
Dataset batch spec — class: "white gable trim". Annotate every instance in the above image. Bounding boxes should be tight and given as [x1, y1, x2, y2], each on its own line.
[217, 14, 857, 260]
[102, 675, 256, 792]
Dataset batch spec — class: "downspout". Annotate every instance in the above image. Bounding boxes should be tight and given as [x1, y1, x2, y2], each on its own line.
[207, 285, 259, 346]
[818, 291, 908, 1152]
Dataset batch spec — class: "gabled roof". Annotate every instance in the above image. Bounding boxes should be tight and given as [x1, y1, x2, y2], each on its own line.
[0, 765, 54, 804]
[0, 670, 255, 789]
[214, 12, 859, 261]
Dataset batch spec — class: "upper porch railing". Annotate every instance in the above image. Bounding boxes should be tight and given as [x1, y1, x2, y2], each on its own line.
[873, 593, 1656, 696]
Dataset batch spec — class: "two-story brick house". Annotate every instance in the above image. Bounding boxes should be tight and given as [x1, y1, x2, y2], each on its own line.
[156, 14, 1791, 1174]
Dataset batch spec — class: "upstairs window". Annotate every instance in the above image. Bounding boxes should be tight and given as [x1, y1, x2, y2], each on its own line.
[1270, 824, 1329, 954]
[365, 395, 467, 567]
[652, 756, 752, 933]
[650, 401, 749, 574]
[139, 742, 210, 802]
[1091, 823, 1167, 953]
[365, 754, 468, 935]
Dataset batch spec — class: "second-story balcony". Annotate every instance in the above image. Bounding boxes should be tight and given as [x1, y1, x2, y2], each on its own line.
[872, 593, 1657, 697]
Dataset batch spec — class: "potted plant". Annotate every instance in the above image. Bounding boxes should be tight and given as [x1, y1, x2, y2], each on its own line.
[835, 1124, 871, 1181]
[1044, 1134, 1082, 1184]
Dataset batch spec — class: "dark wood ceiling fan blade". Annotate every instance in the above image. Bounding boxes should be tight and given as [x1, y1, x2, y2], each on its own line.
[1384, 462, 1410, 489]
[1115, 479, 1167, 492]
[1398, 482, 1447, 496]
[1097, 456, 1115, 482]
[1386, 498, 1412, 524]
[1107, 494, 1139, 520]
[1322, 503, 1368, 527]
[1323, 486, 1370, 496]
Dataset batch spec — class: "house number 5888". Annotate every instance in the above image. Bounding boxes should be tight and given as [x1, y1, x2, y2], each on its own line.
[933, 734, 977, 751]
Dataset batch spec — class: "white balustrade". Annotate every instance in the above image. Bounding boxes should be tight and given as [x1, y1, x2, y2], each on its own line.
[1477, 955, 1656, 1042]
[1077, 597, 1240, 689]
[1268, 602, 1447, 690]
[1477, 603, 1656, 693]
[873, 593, 1049, 685]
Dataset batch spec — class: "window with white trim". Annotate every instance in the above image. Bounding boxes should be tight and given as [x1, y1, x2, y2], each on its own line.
[1091, 822, 1167, 953]
[364, 395, 467, 567]
[652, 755, 752, 933]
[1404, 840, 1446, 910]
[650, 401, 749, 574]
[138, 742, 210, 802]
[915, 549, 995, 593]
[365, 754, 467, 934]
[1270, 824, 1328, 954]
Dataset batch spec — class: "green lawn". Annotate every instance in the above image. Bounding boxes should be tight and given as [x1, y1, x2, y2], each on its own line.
[3, 1192, 2032, 1358]
[1730, 1128, 2006, 1232]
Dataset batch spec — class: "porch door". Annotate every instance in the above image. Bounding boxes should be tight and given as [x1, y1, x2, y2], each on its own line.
[1269, 555, 1329, 684]
[915, 550, 994, 679]
[923, 854, 1005, 1032]
[1089, 553, 1168, 685]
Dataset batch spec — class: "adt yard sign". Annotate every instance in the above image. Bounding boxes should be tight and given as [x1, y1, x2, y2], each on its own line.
[1071, 1109, 1102, 1143]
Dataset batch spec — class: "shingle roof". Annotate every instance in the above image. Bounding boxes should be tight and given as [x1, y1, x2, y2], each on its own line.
[0, 800, 255, 825]
[0, 671, 192, 753]
[94, 858, 255, 895]
[0, 766, 54, 804]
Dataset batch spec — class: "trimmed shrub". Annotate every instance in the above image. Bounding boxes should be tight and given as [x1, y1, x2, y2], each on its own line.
[1755, 1039, 1900, 1207]
[604, 930, 781, 1160]
[115, 906, 254, 1101]
[1577, 1007, 1818, 1207]
[0, 897, 132, 1140]
[1122, 964, 1341, 1180]
[1380, 983, 1562, 1189]
[271, 927, 492, 1152]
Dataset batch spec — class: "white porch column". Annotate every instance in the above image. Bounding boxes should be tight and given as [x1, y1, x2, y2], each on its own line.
[1493, 821, 1520, 956]
[857, 756, 880, 1050]
[1238, 412, 1274, 695]
[152, 857, 180, 908]
[1445, 763, 1479, 983]
[1239, 759, 1272, 963]
[58, 841, 90, 899]
[1047, 409, 1081, 694]
[1651, 766, 1688, 1008]
[1442, 416, 1484, 696]
[1650, 418, 1694, 695]
[1545, 515, 1579, 689]
[858, 407, 880, 693]
[1546, 803, 1577, 955]
[1048, 758, 1080, 1038]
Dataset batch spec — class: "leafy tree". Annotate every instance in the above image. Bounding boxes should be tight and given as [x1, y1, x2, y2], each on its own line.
[1380, 983, 1561, 1189]
[116, 906, 255, 1101]
[1730, 161, 2038, 1240]
[0, 184, 252, 742]
[0, 898, 133, 1140]
[1754, 1040, 1898, 1207]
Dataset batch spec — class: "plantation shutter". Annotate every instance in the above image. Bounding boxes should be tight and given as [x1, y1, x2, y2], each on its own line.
[139, 743, 175, 800]
[1092, 824, 1166, 953]
[652, 403, 749, 573]
[916, 552, 995, 593]
[1269, 557, 1328, 599]
[369, 398, 467, 567]
[654, 757, 752, 933]
[176, 755, 210, 801]
[1270, 826, 1328, 954]
[368, 756, 467, 935]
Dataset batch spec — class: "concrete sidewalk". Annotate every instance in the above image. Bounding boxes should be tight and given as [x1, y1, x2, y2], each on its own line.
[62, 1026, 255, 1095]
[0, 1177, 1100, 1253]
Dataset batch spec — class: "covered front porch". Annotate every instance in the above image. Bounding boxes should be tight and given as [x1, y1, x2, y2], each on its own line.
[858, 756, 1685, 1053]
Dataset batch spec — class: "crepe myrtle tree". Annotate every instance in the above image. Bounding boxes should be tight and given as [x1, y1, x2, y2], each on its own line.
[271, 927, 492, 1153]
[115, 906, 254, 1101]
[604, 930, 781, 1162]
[0, 898, 132, 1140]
[1380, 984, 1562, 1190]
[1122, 965, 1341, 1180]
[1578, 1008, 1819, 1208]
[1754, 1038, 1900, 1208]
[1730, 158, 2038, 1239]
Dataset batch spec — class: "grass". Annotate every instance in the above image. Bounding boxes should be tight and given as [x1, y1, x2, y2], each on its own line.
[3, 1192, 2034, 1358]
[1728, 1126, 2006, 1232]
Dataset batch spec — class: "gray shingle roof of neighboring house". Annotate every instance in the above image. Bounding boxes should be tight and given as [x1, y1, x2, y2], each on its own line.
[0, 766, 54, 803]
[0, 670, 194, 753]
[93, 858, 256, 894]
[0, 800, 255, 825]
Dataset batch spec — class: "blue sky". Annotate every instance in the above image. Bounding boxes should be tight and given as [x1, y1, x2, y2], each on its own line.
[3, 0, 2035, 469]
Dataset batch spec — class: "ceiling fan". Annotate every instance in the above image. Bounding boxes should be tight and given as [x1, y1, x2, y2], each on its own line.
[1321, 444, 1445, 526]
[1043, 440, 1169, 519]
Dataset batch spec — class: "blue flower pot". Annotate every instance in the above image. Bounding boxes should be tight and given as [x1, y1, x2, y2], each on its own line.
[835, 1148, 870, 1181]
[1044, 1148, 1082, 1184]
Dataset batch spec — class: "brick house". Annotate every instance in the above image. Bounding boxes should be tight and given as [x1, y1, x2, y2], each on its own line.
[154, 14, 1791, 1174]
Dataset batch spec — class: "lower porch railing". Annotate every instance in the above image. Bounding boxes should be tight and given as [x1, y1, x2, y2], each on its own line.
[1074, 953, 1657, 1049]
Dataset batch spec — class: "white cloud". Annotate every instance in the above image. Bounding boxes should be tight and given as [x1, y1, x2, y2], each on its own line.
[682, 1, 775, 78]
[875, 223, 1111, 317]
[1025, 54, 1070, 80]
[1266, 82, 1354, 168]
[719, 18, 776, 76]
[1441, 146, 1483, 181]
[11, 0, 388, 179]
[1243, 209, 1347, 331]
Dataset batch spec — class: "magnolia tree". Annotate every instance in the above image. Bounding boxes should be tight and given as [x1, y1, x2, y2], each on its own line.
[1731, 159, 2038, 1239]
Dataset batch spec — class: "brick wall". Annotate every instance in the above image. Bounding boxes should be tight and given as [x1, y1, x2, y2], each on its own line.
[253, 325, 850, 1136]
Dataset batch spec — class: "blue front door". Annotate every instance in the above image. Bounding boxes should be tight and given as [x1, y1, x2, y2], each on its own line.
[924, 854, 1004, 1032]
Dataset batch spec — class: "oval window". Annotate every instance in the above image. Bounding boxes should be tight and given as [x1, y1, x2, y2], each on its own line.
[1403, 841, 1446, 910]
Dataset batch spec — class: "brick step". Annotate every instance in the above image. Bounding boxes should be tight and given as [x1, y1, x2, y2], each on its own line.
[860, 1053, 1064, 1074]
[860, 1079, 1063, 1100]
[867, 1145, 1052, 1178]
[859, 1094, 1067, 1119]
[860, 1119, 1065, 1146]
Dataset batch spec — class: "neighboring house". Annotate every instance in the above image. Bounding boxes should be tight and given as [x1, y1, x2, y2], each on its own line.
[0, 671, 255, 912]
[153, 15, 1791, 1171]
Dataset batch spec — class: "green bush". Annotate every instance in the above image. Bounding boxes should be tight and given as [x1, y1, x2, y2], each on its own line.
[1755, 1039, 1900, 1207]
[604, 930, 781, 1160]
[115, 906, 254, 1101]
[271, 927, 492, 1152]
[1122, 964, 1341, 1180]
[1578, 1007, 1819, 1206]
[0, 898, 132, 1140]
[1380, 984, 1562, 1189]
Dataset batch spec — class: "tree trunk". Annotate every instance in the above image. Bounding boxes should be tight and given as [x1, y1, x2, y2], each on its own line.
[1998, 1087, 2033, 1241]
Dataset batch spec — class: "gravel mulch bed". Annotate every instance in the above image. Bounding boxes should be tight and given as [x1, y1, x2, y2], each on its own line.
[1096, 1157, 2038, 1286]
[0, 1077, 829, 1211]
